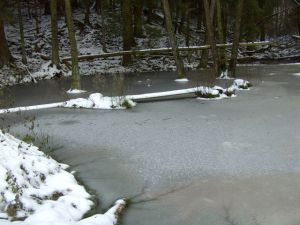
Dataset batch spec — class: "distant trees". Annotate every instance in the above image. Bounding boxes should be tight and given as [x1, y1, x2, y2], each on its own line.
[0, 0, 298, 79]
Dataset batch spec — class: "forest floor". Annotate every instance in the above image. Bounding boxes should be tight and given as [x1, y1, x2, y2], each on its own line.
[0, 10, 299, 88]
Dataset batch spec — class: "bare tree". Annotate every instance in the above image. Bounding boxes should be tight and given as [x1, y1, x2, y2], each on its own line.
[64, 0, 81, 89]
[229, 0, 244, 78]
[122, 0, 134, 66]
[162, 0, 185, 78]
[0, 1, 13, 68]
[50, 0, 60, 68]
[17, 0, 27, 65]
[203, 0, 219, 77]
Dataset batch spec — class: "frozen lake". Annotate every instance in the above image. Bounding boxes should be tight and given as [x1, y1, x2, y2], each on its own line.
[1, 64, 300, 225]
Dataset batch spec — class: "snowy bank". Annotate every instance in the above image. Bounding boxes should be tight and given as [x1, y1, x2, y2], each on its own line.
[0, 130, 126, 225]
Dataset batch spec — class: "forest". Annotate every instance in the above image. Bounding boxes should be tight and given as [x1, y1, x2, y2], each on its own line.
[0, 0, 299, 89]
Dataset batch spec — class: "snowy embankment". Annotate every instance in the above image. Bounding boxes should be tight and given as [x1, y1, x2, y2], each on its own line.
[0, 130, 126, 225]
[0, 79, 251, 114]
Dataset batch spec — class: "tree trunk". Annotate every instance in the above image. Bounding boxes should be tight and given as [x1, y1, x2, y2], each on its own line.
[229, 0, 244, 78]
[84, 0, 91, 25]
[0, 14, 13, 68]
[145, 0, 154, 24]
[162, 0, 185, 78]
[203, 0, 219, 77]
[297, 6, 300, 35]
[17, 0, 27, 65]
[216, 0, 226, 73]
[133, 0, 143, 37]
[64, 0, 81, 89]
[34, 0, 40, 34]
[51, 0, 60, 68]
[199, 32, 209, 68]
[44, 0, 51, 15]
[122, 0, 134, 66]
[99, 0, 107, 52]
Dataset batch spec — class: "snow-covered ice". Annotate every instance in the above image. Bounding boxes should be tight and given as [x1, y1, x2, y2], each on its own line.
[0, 130, 126, 225]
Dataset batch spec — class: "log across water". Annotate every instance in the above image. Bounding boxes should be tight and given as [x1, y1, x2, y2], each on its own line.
[61, 41, 271, 62]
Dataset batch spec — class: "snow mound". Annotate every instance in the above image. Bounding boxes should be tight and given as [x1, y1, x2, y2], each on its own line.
[63, 93, 136, 109]
[0, 130, 93, 221]
[195, 86, 236, 99]
[0, 131, 127, 225]
[232, 79, 252, 90]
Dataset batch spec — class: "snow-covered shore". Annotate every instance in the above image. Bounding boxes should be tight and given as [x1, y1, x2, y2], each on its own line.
[0, 130, 126, 225]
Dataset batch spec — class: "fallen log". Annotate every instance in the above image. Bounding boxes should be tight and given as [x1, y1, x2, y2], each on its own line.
[237, 55, 300, 64]
[61, 41, 271, 62]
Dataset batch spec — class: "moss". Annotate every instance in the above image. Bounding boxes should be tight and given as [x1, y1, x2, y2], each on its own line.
[22, 134, 35, 144]
[224, 89, 236, 97]
[121, 99, 133, 109]
[6, 203, 18, 218]
[50, 192, 64, 201]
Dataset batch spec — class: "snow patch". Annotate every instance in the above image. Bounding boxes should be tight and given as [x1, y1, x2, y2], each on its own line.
[174, 78, 189, 83]
[293, 72, 300, 76]
[0, 131, 126, 225]
[66, 89, 87, 94]
[32, 62, 71, 80]
[62, 93, 136, 109]
[231, 79, 252, 90]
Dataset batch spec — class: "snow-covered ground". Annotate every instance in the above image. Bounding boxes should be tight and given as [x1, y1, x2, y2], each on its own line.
[0, 130, 126, 225]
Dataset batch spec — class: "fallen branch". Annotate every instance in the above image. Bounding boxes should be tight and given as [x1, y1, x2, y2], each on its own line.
[61, 41, 271, 62]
